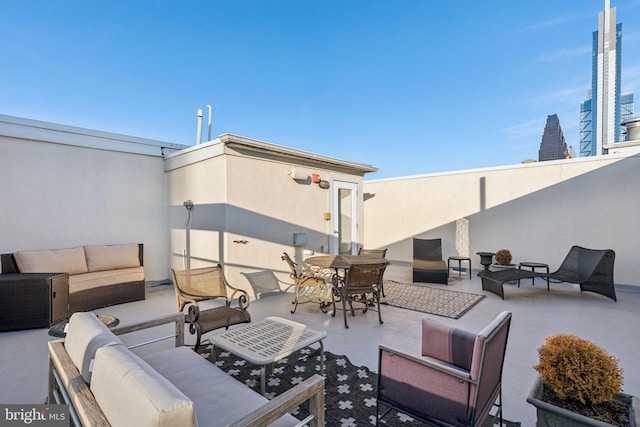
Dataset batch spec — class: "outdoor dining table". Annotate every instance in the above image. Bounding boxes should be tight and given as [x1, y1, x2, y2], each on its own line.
[305, 254, 390, 286]
[305, 254, 390, 270]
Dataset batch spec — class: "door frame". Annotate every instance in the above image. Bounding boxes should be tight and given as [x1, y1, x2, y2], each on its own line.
[330, 180, 359, 255]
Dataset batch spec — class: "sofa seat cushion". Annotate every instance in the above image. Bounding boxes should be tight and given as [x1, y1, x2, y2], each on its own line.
[69, 267, 145, 292]
[14, 246, 88, 275]
[144, 347, 300, 427]
[91, 345, 197, 427]
[84, 243, 140, 272]
[65, 312, 123, 383]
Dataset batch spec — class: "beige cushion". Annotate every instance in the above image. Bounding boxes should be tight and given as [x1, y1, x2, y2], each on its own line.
[91, 345, 197, 427]
[84, 243, 140, 272]
[64, 312, 123, 384]
[15, 246, 88, 275]
[144, 347, 300, 427]
[69, 267, 145, 292]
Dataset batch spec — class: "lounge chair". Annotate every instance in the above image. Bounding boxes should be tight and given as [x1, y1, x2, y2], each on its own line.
[480, 245, 616, 301]
[413, 238, 449, 284]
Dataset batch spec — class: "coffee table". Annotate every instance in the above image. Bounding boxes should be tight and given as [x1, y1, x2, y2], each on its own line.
[48, 314, 120, 338]
[209, 316, 326, 395]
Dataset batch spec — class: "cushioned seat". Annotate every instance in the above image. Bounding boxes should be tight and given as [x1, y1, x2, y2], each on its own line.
[413, 238, 449, 284]
[144, 347, 299, 427]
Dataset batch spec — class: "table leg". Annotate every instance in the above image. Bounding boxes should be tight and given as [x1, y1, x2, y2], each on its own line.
[260, 366, 266, 396]
[320, 340, 324, 377]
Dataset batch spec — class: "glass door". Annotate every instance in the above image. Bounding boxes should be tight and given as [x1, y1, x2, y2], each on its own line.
[331, 181, 358, 255]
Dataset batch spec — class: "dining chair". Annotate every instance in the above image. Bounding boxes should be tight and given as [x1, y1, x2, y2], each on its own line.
[332, 262, 387, 328]
[358, 248, 388, 257]
[281, 252, 332, 313]
[358, 248, 388, 295]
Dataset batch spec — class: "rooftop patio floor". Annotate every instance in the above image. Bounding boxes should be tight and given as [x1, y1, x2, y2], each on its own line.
[1, 269, 638, 426]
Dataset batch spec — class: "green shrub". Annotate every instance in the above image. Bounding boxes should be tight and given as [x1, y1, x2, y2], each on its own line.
[495, 249, 512, 265]
[533, 334, 623, 405]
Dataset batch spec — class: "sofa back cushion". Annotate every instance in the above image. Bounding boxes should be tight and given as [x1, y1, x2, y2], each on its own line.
[14, 246, 88, 275]
[65, 312, 123, 384]
[91, 345, 197, 427]
[84, 243, 140, 272]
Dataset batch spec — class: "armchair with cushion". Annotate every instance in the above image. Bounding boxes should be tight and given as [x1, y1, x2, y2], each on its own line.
[413, 238, 449, 284]
[171, 265, 251, 351]
[377, 311, 512, 426]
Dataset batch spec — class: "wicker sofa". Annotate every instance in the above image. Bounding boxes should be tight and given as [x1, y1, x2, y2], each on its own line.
[48, 312, 324, 427]
[1, 243, 145, 318]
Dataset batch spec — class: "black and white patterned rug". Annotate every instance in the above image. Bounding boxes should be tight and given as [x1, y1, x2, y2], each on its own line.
[198, 345, 519, 426]
[381, 280, 485, 319]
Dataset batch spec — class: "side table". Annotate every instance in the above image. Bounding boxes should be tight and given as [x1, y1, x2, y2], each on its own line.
[518, 262, 550, 290]
[448, 256, 472, 279]
[0, 273, 69, 331]
[48, 314, 120, 338]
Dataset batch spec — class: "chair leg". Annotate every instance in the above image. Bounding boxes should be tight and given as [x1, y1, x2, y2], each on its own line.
[193, 323, 203, 352]
[291, 285, 300, 314]
[331, 288, 337, 318]
[342, 292, 349, 328]
[376, 291, 383, 324]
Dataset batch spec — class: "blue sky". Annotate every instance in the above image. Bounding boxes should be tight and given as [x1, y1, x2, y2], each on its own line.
[2, 1, 640, 179]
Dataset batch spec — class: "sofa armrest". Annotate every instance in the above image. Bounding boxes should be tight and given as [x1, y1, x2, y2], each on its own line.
[228, 374, 325, 427]
[1, 253, 19, 273]
[48, 340, 110, 427]
[111, 312, 185, 348]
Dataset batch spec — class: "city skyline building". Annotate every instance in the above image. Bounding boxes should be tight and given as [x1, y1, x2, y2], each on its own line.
[579, 0, 634, 157]
[539, 114, 569, 162]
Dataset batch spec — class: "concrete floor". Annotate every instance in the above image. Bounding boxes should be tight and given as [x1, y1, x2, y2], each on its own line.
[1, 269, 639, 426]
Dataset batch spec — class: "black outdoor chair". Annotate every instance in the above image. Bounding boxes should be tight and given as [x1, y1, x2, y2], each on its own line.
[413, 238, 449, 285]
[480, 246, 616, 301]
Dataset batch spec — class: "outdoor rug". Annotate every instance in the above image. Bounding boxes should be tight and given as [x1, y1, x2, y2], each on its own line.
[381, 280, 485, 319]
[197, 346, 519, 426]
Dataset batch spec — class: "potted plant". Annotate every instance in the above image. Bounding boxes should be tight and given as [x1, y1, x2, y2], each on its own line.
[494, 249, 513, 266]
[527, 334, 639, 426]
[491, 249, 516, 274]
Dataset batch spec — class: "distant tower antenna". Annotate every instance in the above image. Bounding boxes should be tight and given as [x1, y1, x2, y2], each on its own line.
[207, 104, 213, 141]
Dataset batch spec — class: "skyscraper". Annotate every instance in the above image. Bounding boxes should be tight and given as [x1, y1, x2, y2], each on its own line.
[579, 0, 633, 156]
[539, 114, 568, 162]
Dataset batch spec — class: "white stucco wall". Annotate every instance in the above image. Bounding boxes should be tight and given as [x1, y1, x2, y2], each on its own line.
[363, 154, 640, 286]
[165, 138, 367, 298]
[0, 115, 182, 281]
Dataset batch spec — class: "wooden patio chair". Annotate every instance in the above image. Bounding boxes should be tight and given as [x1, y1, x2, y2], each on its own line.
[281, 252, 332, 313]
[377, 311, 512, 426]
[170, 265, 251, 351]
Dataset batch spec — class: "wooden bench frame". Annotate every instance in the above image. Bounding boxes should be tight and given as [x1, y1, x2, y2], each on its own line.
[47, 313, 325, 427]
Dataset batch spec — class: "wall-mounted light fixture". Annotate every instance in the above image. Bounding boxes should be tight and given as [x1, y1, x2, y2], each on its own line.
[318, 180, 330, 189]
[288, 167, 310, 180]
